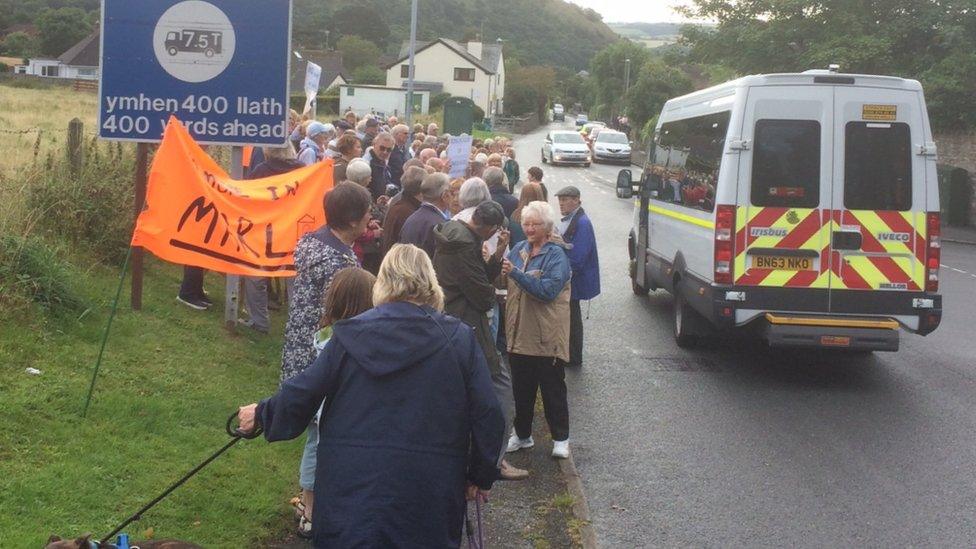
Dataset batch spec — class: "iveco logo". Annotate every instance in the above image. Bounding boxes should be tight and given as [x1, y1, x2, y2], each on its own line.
[877, 232, 910, 242]
[750, 227, 789, 238]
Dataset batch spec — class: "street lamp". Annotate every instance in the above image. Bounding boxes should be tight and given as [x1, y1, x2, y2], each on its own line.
[405, 0, 418, 137]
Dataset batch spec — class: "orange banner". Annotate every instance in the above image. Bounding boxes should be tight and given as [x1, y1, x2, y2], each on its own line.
[131, 117, 333, 277]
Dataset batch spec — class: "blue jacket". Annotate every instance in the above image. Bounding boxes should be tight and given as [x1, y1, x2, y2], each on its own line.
[399, 203, 448, 259]
[562, 209, 600, 300]
[257, 302, 504, 548]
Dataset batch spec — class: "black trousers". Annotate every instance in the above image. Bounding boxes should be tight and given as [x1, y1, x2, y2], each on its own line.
[179, 266, 205, 299]
[568, 299, 583, 367]
[510, 353, 569, 441]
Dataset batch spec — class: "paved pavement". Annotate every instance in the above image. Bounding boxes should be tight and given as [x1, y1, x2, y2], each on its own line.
[512, 120, 976, 547]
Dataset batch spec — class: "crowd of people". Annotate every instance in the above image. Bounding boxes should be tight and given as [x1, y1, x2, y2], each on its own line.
[188, 108, 601, 546]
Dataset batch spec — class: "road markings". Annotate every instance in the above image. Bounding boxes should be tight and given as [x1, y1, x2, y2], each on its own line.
[940, 262, 976, 277]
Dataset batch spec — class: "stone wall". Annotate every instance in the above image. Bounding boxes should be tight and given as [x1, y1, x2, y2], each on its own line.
[935, 132, 976, 225]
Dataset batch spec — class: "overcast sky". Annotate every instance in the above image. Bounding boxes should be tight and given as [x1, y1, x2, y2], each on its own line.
[565, 0, 698, 23]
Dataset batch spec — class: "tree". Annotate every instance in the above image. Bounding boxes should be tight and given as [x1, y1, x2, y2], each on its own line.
[351, 65, 385, 85]
[331, 5, 389, 49]
[505, 81, 538, 117]
[336, 35, 383, 73]
[624, 61, 694, 133]
[1, 31, 37, 57]
[35, 7, 91, 57]
[679, 0, 976, 130]
[505, 65, 556, 117]
[587, 40, 652, 119]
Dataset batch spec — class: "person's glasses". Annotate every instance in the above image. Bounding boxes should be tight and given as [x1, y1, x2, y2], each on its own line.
[377, 145, 392, 153]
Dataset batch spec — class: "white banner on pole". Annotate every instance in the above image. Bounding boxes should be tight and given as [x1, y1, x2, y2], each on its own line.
[447, 134, 473, 179]
[304, 61, 322, 113]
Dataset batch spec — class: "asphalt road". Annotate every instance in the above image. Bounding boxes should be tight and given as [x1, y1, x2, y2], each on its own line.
[512, 120, 976, 547]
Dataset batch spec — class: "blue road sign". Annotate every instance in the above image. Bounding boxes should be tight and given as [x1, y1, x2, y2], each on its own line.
[99, 0, 292, 145]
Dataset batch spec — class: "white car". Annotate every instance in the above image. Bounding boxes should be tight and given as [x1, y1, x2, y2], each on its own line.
[542, 131, 591, 167]
[592, 130, 632, 164]
[553, 103, 565, 121]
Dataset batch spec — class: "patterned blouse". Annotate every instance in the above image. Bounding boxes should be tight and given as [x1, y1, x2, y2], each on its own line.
[280, 226, 359, 382]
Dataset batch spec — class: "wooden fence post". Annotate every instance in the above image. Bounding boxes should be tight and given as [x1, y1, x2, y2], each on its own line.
[67, 118, 84, 174]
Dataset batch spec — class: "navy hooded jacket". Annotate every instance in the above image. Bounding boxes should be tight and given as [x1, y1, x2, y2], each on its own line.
[256, 301, 504, 548]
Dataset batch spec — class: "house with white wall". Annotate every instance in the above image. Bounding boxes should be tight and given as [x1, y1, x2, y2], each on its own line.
[339, 85, 430, 118]
[384, 38, 504, 116]
[19, 31, 99, 80]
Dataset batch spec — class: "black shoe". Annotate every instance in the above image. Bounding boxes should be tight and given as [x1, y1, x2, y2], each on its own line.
[176, 295, 210, 310]
[200, 291, 213, 306]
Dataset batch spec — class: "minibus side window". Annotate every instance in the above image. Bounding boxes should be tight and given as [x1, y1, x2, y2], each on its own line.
[751, 120, 821, 208]
[649, 111, 730, 212]
[844, 122, 912, 211]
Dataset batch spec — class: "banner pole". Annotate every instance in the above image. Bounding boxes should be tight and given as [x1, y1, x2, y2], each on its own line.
[224, 146, 244, 333]
[82, 244, 133, 418]
[131, 142, 149, 310]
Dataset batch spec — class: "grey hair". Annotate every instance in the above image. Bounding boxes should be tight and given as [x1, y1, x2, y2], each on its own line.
[373, 132, 394, 145]
[391, 124, 409, 136]
[263, 144, 296, 161]
[345, 159, 372, 186]
[520, 201, 556, 233]
[483, 166, 507, 190]
[420, 172, 450, 202]
[459, 177, 491, 209]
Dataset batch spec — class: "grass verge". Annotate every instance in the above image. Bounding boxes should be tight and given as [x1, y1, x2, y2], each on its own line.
[0, 253, 301, 546]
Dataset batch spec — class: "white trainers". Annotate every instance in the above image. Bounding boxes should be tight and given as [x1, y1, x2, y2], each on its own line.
[551, 440, 570, 459]
[506, 433, 534, 453]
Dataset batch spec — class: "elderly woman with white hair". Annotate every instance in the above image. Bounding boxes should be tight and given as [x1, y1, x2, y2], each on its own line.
[237, 244, 504, 547]
[343, 159, 385, 272]
[501, 200, 573, 459]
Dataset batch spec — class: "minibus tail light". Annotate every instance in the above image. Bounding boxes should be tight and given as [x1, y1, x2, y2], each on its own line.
[714, 205, 736, 285]
[926, 212, 940, 293]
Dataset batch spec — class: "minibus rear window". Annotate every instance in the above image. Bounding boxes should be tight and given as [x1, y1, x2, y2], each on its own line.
[751, 119, 821, 208]
[844, 122, 912, 211]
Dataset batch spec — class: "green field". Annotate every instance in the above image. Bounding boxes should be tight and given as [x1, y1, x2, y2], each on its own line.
[0, 81, 304, 546]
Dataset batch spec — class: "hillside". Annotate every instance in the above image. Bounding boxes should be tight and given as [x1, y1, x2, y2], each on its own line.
[608, 21, 683, 49]
[294, 0, 620, 70]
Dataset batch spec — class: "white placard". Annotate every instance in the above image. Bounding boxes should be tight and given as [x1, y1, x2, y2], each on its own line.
[447, 134, 473, 179]
[304, 61, 321, 112]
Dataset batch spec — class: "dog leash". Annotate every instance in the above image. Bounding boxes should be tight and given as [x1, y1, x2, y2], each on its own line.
[465, 497, 486, 549]
[99, 412, 262, 544]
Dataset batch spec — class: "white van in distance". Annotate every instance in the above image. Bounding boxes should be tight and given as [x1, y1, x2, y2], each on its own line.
[617, 69, 943, 351]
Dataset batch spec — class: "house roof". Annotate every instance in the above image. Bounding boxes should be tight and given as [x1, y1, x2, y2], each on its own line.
[58, 31, 99, 67]
[387, 38, 502, 74]
[290, 50, 349, 93]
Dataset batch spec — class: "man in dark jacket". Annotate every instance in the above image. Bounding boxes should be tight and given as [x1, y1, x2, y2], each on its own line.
[367, 132, 395, 200]
[382, 166, 425, 253]
[433, 201, 527, 481]
[399, 172, 452, 258]
[361, 117, 381, 149]
[555, 186, 601, 368]
[388, 124, 410, 186]
[248, 300, 504, 547]
[484, 166, 518, 218]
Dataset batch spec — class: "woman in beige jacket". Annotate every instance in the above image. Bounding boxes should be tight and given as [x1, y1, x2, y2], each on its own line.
[502, 201, 573, 459]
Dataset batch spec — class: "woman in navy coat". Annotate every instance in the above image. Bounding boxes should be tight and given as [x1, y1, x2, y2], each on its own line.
[238, 244, 504, 548]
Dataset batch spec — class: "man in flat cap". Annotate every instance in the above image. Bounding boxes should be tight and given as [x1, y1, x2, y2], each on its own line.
[555, 186, 600, 368]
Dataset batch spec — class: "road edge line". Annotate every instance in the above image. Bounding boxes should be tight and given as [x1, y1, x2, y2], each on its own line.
[559, 451, 599, 549]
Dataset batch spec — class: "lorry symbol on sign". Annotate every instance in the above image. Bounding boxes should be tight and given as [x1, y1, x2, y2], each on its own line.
[165, 29, 224, 57]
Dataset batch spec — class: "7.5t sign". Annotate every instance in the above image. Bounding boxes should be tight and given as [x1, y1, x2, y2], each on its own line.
[99, 0, 292, 146]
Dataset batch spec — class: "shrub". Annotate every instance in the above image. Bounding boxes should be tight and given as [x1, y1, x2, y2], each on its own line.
[0, 234, 86, 314]
[26, 139, 136, 264]
[430, 92, 452, 111]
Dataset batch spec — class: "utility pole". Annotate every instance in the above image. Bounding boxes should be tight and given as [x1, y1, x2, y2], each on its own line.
[405, 0, 418, 138]
[624, 58, 631, 93]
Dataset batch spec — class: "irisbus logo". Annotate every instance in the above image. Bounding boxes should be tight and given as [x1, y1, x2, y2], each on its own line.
[877, 232, 910, 242]
[750, 227, 788, 238]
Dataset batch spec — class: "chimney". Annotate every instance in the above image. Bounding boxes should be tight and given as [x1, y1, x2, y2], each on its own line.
[466, 41, 483, 61]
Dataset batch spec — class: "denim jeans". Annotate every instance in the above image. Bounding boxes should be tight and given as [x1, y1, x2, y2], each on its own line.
[299, 417, 319, 491]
